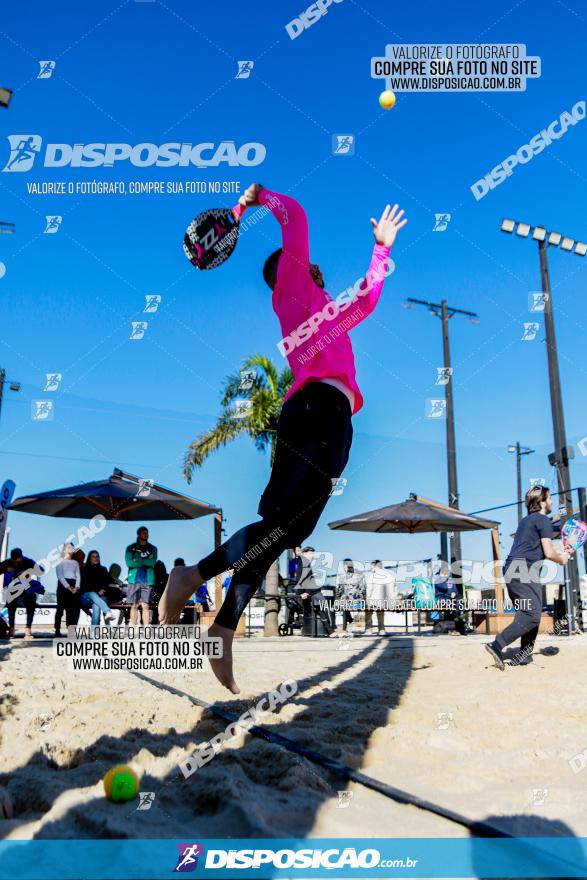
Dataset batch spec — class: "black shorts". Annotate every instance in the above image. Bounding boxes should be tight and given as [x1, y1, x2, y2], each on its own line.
[257, 382, 353, 526]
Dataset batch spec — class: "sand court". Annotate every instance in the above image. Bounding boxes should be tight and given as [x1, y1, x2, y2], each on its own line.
[1, 634, 586, 846]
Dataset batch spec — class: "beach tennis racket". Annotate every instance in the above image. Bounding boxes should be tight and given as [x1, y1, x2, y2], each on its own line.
[183, 204, 245, 270]
[561, 518, 587, 552]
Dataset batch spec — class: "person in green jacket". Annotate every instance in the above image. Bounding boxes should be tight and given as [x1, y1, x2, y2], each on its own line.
[125, 526, 157, 625]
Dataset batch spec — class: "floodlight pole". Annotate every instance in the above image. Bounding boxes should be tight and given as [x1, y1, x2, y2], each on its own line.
[539, 241, 571, 506]
[538, 240, 579, 633]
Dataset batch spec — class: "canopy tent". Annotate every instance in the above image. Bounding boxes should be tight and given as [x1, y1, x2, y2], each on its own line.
[8, 468, 225, 613]
[329, 493, 506, 620]
[328, 496, 499, 534]
[9, 468, 221, 521]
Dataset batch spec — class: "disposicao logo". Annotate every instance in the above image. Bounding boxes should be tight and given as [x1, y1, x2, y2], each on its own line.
[173, 843, 203, 873]
[2, 137, 266, 171]
[470, 100, 585, 200]
[3, 135, 43, 172]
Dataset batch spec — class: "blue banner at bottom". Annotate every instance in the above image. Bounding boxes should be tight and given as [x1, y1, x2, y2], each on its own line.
[1, 837, 586, 879]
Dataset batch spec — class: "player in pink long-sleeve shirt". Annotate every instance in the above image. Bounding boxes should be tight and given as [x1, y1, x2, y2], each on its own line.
[159, 184, 407, 692]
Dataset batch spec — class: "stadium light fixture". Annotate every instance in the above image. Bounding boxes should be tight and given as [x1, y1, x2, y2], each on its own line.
[501, 221, 586, 257]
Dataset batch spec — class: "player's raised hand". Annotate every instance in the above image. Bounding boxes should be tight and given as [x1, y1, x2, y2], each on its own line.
[239, 183, 264, 208]
[370, 204, 408, 248]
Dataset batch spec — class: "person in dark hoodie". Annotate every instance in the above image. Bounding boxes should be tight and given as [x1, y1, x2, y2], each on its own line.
[0, 547, 43, 639]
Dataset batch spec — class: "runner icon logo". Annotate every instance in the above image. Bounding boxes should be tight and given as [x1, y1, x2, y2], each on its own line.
[236, 61, 254, 79]
[332, 134, 355, 156]
[173, 843, 203, 873]
[37, 61, 56, 79]
[3, 135, 42, 172]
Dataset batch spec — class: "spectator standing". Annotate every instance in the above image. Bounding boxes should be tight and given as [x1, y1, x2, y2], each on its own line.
[297, 547, 334, 636]
[55, 543, 81, 636]
[125, 526, 157, 625]
[363, 560, 395, 635]
[335, 558, 364, 632]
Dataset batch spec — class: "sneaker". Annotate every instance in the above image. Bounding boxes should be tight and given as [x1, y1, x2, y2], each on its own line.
[512, 653, 533, 666]
[104, 612, 115, 624]
[378, 629, 386, 636]
[485, 641, 505, 671]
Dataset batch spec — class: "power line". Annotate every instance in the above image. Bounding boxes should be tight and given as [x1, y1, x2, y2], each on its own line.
[0, 449, 162, 467]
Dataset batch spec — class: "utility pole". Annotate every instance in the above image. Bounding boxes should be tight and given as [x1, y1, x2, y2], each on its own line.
[440, 300, 460, 563]
[508, 442, 535, 523]
[406, 298, 479, 566]
[0, 368, 22, 427]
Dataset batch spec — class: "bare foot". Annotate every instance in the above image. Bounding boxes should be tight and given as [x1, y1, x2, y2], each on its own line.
[158, 565, 203, 624]
[208, 622, 240, 694]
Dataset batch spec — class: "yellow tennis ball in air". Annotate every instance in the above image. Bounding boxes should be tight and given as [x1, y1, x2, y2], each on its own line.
[103, 764, 139, 803]
[379, 90, 396, 110]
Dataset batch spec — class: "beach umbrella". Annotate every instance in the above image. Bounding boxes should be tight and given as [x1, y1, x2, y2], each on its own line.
[9, 468, 220, 521]
[328, 497, 499, 534]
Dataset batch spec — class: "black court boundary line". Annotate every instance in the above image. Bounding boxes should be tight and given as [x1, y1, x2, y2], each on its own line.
[132, 671, 507, 838]
[132, 672, 587, 876]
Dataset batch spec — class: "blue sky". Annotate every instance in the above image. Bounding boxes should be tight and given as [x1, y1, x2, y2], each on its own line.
[0, 0, 586, 582]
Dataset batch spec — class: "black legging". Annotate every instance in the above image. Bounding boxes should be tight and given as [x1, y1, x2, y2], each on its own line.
[198, 383, 353, 631]
[495, 577, 543, 656]
[55, 584, 81, 631]
[7, 591, 37, 629]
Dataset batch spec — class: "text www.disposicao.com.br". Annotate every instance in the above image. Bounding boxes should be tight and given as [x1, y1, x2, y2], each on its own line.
[71, 657, 202, 671]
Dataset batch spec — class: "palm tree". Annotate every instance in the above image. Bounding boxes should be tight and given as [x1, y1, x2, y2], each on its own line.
[183, 354, 293, 636]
